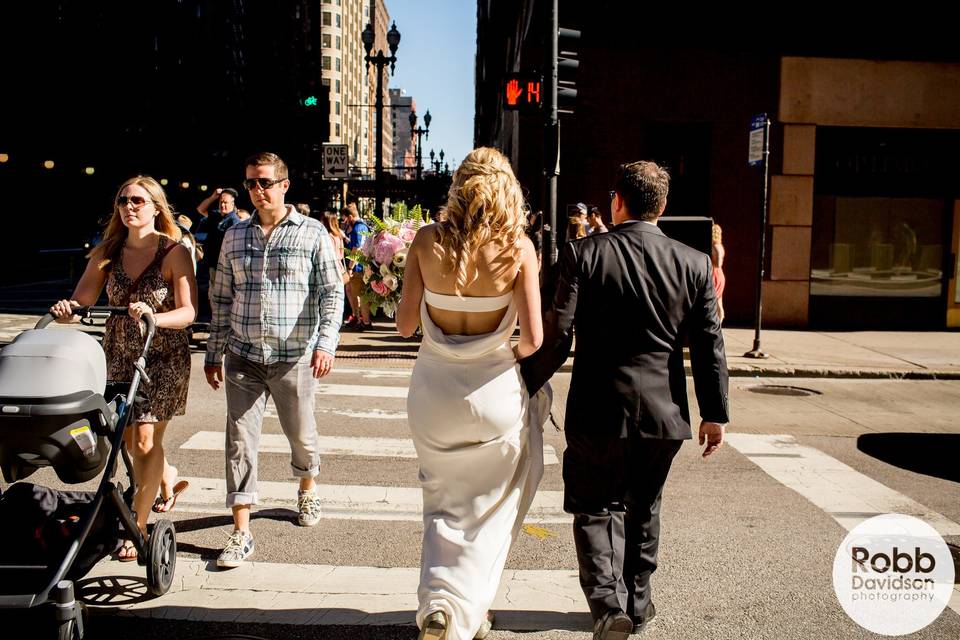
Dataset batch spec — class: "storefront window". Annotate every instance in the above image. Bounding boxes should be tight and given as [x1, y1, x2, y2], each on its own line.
[809, 127, 959, 329]
[811, 197, 944, 297]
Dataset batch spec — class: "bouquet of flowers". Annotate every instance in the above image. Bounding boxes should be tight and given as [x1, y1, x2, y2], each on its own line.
[347, 202, 429, 318]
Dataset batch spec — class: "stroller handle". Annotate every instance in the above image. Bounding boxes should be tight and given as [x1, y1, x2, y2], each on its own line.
[36, 306, 157, 357]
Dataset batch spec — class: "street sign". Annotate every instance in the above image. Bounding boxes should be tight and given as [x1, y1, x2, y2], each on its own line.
[322, 143, 349, 179]
[748, 114, 767, 166]
[504, 73, 543, 112]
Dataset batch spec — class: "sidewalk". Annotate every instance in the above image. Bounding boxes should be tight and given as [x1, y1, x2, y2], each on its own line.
[3, 312, 959, 379]
[334, 324, 960, 379]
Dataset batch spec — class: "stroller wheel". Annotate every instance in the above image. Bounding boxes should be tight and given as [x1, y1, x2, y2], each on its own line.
[57, 619, 77, 640]
[146, 519, 177, 596]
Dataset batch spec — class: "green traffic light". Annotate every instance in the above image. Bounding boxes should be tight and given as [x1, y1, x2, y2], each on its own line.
[303, 95, 318, 107]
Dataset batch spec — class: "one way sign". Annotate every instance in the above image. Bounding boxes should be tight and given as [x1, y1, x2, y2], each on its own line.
[322, 144, 349, 178]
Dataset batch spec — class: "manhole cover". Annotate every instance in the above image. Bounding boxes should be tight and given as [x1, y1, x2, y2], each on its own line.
[744, 384, 821, 397]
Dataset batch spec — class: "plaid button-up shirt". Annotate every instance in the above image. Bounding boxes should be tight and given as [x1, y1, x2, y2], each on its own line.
[205, 205, 344, 366]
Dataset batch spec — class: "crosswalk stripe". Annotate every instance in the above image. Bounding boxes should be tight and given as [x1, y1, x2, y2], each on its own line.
[317, 383, 407, 398]
[170, 476, 569, 523]
[335, 368, 412, 378]
[726, 433, 960, 616]
[180, 431, 560, 465]
[263, 403, 407, 420]
[83, 559, 591, 628]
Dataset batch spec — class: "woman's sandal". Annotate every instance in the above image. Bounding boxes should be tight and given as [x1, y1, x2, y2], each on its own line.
[117, 540, 138, 562]
[152, 479, 189, 513]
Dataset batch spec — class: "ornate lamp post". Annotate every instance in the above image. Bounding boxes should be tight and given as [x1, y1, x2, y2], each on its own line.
[429, 149, 446, 174]
[409, 109, 431, 180]
[361, 20, 401, 217]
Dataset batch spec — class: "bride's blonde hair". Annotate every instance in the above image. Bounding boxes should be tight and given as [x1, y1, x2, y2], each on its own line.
[436, 147, 527, 291]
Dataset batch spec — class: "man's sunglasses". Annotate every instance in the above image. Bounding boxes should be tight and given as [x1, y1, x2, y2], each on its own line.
[117, 195, 151, 207]
[243, 177, 285, 191]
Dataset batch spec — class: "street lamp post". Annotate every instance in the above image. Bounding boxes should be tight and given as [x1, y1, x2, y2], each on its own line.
[408, 109, 431, 180]
[429, 149, 445, 174]
[362, 21, 401, 218]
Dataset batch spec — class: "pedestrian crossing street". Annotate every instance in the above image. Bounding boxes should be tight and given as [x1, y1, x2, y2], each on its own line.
[83, 366, 960, 631]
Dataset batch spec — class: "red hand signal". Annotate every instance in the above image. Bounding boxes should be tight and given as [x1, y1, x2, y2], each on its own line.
[506, 79, 524, 106]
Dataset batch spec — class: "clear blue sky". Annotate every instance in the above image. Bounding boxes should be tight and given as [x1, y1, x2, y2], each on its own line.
[387, 1, 476, 171]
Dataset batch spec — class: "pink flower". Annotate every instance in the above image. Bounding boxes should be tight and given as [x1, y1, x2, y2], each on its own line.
[398, 225, 416, 243]
[374, 233, 405, 265]
[371, 279, 390, 296]
[361, 233, 375, 257]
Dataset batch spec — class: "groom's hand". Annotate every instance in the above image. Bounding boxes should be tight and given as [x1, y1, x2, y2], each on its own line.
[698, 421, 725, 458]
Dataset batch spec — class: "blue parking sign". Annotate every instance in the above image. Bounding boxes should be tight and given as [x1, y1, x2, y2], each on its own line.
[748, 113, 767, 166]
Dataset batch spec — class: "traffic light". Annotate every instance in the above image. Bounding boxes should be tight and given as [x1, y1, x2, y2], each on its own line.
[557, 27, 580, 114]
[298, 83, 330, 143]
[503, 72, 543, 112]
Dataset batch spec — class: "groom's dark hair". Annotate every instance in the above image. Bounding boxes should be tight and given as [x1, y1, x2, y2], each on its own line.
[614, 161, 670, 221]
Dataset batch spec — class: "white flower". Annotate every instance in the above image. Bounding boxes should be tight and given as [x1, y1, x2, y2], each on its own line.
[362, 272, 371, 284]
[379, 263, 392, 277]
[382, 299, 397, 318]
[393, 249, 407, 268]
[364, 265, 373, 278]
[382, 274, 399, 291]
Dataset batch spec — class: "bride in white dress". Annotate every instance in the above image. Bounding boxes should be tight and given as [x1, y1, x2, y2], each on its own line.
[397, 147, 551, 640]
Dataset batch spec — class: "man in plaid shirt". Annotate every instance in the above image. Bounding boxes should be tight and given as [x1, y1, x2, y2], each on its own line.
[204, 152, 343, 568]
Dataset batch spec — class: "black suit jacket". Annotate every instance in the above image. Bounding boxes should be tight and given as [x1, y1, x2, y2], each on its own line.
[522, 220, 729, 441]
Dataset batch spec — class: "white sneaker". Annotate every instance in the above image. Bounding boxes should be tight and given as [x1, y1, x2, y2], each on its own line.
[297, 489, 322, 527]
[217, 530, 255, 568]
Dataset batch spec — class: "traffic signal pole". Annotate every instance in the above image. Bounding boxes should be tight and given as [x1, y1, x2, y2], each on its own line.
[543, 0, 560, 272]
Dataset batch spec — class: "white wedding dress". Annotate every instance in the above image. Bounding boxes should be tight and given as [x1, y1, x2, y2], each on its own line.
[407, 288, 552, 640]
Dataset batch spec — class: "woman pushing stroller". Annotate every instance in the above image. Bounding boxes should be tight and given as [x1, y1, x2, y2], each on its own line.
[50, 176, 197, 561]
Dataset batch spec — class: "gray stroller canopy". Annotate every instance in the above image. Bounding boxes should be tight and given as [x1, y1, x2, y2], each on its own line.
[0, 329, 107, 398]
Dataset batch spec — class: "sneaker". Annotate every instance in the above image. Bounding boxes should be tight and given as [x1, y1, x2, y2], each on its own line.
[217, 530, 255, 568]
[297, 489, 322, 527]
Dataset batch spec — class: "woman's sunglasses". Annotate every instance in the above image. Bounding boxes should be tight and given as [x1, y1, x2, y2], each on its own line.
[117, 195, 151, 207]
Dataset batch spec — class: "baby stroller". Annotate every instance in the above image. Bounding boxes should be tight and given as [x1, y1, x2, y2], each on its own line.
[0, 306, 177, 639]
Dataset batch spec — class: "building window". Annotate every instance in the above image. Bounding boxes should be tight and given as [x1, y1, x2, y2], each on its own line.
[322, 56, 331, 71]
[336, 14, 341, 28]
[336, 57, 341, 72]
[321, 78, 331, 86]
[365, 5, 369, 17]
[336, 123, 341, 137]
[322, 34, 332, 48]
[336, 101, 341, 115]
[336, 36, 341, 50]
[322, 11, 331, 26]
[335, 79, 341, 94]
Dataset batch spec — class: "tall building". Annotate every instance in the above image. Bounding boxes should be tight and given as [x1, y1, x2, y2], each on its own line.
[3, 0, 328, 263]
[320, 0, 391, 179]
[475, 2, 960, 330]
[390, 88, 416, 179]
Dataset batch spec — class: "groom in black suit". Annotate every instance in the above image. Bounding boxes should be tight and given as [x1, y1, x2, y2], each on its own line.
[522, 161, 729, 639]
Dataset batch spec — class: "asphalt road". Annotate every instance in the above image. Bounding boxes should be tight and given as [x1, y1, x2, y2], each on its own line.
[3, 352, 959, 639]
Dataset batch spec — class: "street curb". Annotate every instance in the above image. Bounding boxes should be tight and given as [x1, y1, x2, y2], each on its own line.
[555, 364, 960, 380]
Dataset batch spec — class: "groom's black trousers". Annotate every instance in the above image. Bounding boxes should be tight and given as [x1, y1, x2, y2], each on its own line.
[564, 434, 684, 621]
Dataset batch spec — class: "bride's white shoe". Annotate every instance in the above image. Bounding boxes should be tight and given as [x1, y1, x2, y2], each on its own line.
[419, 611, 447, 640]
